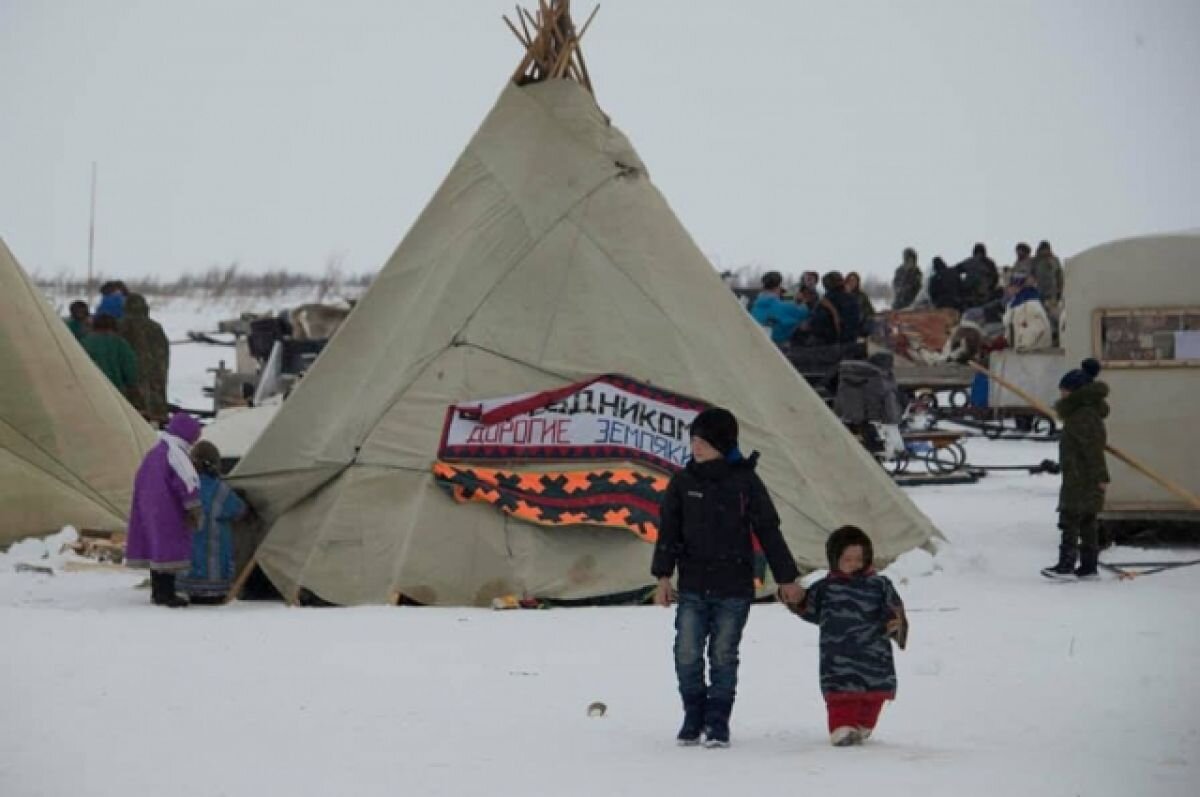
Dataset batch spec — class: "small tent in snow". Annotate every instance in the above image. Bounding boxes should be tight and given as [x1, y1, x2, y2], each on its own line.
[230, 1, 941, 606]
[0, 238, 156, 547]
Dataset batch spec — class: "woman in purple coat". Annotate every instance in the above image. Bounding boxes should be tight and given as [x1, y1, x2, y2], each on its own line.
[125, 413, 204, 607]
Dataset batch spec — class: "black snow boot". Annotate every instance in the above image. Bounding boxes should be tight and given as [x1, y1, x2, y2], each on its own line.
[151, 572, 189, 608]
[676, 693, 706, 746]
[703, 700, 732, 748]
[1041, 545, 1077, 579]
[150, 571, 168, 605]
[1075, 548, 1100, 580]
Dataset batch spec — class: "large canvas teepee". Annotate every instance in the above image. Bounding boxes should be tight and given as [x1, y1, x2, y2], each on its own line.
[0, 238, 156, 547]
[231, 2, 940, 606]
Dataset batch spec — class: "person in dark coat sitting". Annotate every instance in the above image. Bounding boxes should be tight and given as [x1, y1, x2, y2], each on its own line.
[810, 271, 861, 345]
[928, 257, 962, 311]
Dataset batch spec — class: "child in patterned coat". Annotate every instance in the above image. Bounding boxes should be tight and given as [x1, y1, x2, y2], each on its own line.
[782, 525, 908, 746]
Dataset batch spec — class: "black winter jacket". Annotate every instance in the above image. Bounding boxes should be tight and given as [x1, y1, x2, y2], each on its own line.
[651, 453, 801, 598]
[929, 266, 961, 310]
[810, 289, 862, 345]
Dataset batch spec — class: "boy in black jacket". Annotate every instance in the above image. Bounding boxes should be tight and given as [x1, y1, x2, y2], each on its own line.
[652, 407, 804, 748]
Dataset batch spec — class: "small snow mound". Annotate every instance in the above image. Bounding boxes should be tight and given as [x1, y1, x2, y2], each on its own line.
[883, 547, 939, 582]
[1, 526, 80, 569]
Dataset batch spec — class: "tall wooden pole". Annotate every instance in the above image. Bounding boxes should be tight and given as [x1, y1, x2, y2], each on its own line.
[968, 360, 1200, 510]
[87, 161, 97, 297]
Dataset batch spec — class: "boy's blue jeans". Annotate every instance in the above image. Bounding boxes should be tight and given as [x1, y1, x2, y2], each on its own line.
[673, 591, 753, 706]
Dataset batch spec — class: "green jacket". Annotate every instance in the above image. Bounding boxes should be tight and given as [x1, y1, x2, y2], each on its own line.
[65, 317, 89, 342]
[82, 331, 139, 395]
[118, 294, 171, 422]
[1054, 381, 1111, 515]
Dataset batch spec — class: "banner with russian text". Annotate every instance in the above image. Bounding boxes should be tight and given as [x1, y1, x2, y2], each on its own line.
[437, 375, 708, 473]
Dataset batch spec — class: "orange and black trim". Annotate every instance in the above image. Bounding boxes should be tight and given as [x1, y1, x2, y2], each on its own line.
[431, 461, 668, 542]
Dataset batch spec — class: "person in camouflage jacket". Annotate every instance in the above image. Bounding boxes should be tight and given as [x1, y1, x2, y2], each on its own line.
[783, 526, 908, 746]
[119, 293, 171, 425]
[1042, 359, 1110, 579]
[1031, 241, 1063, 312]
[955, 243, 1000, 309]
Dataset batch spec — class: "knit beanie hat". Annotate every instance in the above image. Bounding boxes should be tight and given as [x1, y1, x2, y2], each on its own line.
[1059, 358, 1101, 392]
[689, 407, 739, 455]
[826, 525, 875, 572]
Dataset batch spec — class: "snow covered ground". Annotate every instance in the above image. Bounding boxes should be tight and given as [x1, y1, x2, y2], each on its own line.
[2, 432, 1198, 796]
[5, 296, 1200, 795]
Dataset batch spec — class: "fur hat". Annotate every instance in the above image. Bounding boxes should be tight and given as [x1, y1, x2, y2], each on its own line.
[826, 525, 874, 572]
[190, 440, 222, 474]
[689, 407, 739, 455]
[1059, 358, 1101, 392]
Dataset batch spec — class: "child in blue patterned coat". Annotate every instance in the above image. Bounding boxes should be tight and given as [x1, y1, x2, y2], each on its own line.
[178, 440, 247, 602]
[782, 525, 908, 746]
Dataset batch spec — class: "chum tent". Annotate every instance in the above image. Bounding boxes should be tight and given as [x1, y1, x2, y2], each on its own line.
[0, 238, 155, 548]
[230, 1, 941, 606]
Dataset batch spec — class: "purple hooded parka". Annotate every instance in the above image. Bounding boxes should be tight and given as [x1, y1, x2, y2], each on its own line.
[125, 414, 203, 571]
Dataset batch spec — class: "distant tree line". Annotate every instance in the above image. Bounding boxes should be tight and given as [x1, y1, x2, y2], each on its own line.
[33, 260, 374, 301]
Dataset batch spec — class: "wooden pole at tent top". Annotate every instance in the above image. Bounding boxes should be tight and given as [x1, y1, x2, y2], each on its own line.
[503, 0, 598, 95]
[967, 360, 1200, 511]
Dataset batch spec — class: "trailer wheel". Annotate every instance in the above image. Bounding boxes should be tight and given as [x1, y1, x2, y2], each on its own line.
[924, 445, 961, 475]
[1033, 414, 1057, 437]
[948, 389, 971, 409]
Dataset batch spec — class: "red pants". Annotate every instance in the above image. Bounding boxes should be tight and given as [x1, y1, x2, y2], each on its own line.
[825, 693, 889, 732]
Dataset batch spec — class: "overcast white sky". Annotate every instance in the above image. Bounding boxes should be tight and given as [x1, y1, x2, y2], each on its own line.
[2, 0, 1198, 283]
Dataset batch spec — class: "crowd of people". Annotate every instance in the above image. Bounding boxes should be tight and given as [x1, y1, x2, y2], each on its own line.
[64, 280, 172, 425]
[65, 281, 244, 608]
[749, 268, 878, 349]
[899, 240, 1064, 353]
[748, 239, 1066, 356]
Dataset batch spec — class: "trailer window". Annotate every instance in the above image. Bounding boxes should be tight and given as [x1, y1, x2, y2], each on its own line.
[1094, 308, 1200, 367]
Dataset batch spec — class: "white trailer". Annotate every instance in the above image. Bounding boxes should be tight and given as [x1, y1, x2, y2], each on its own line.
[1063, 231, 1200, 531]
